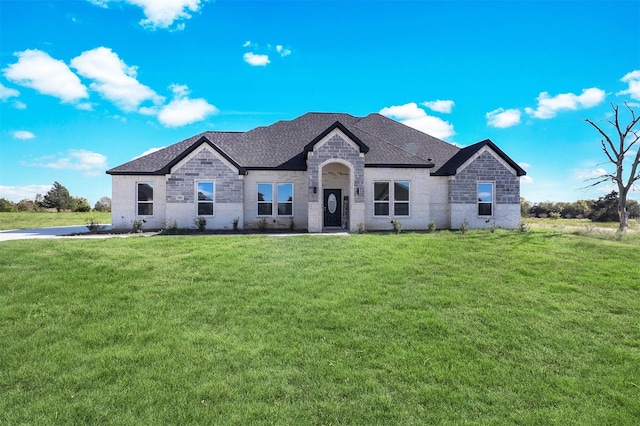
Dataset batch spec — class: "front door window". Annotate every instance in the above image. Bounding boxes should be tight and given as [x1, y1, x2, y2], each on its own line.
[323, 189, 342, 227]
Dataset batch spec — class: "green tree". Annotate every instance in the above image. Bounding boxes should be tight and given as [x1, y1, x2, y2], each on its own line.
[589, 191, 620, 222]
[16, 199, 38, 212]
[72, 197, 92, 212]
[94, 196, 111, 212]
[0, 198, 15, 212]
[41, 182, 73, 212]
[586, 103, 640, 231]
[627, 199, 640, 218]
[574, 200, 592, 219]
[520, 197, 531, 217]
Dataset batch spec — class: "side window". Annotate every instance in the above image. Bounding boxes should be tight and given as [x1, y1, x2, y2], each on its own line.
[197, 181, 214, 216]
[277, 183, 293, 216]
[478, 182, 493, 216]
[258, 183, 273, 216]
[137, 183, 153, 216]
[374, 182, 390, 216]
[394, 181, 410, 216]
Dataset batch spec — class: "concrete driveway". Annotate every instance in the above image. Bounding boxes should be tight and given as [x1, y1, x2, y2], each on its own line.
[0, 224, 112, 242]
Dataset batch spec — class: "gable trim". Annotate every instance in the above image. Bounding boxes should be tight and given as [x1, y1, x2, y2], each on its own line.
[164, 136, 246, 175]
[457, 146, 517, 177]
[431, 139, 526, 177]
[304, 121, 369, 159]
[169, 142, 243, 177]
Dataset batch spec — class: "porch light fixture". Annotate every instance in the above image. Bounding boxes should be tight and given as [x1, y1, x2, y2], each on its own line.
[313, 186, 317, 194]
[356, 187, 360, 195]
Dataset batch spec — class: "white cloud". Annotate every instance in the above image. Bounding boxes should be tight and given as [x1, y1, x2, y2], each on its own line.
[0, 184, 52, 202]
[157, 84, 217, 127]
[525, 88, 606, 119]
[380, 103, 426, 120]
[486, 108, 521, 128]
[575, 167, 609, 181]
[521, 175, 534, 184]
[243, 52, 270, 66]
[13, 100, 27, 109]
[617, 70, 640, 100]
[243, 42, 291, 65]
[421, 99, 454, 114]
[87, 0, 109, 8]
[76, 102, 94, 111]
[3, 49, 88, 104]
[71, 47, 163, 112]
[13, 130, 35, 140]
[0, 83, 20, 101]
[133, 146, 166, 159]
[276, 45, 291, 57]
[25, 149, 108, 173]
[89, 0, 208, 30]
[518, 162, 531, 170]
[379, 102, 455, 140]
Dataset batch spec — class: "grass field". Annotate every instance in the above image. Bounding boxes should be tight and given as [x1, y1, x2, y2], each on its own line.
[524, 217, 640, 232]
[1, 230, 639, 424]
[0, 211, 112, 231]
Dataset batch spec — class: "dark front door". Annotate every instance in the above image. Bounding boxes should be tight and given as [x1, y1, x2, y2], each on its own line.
[323, 189, 342, 227]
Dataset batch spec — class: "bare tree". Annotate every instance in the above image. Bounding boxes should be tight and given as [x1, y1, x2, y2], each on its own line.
[585, 103, 640, 232]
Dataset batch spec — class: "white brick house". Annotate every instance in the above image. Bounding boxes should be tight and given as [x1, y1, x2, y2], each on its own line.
[107, 112, 526, 232]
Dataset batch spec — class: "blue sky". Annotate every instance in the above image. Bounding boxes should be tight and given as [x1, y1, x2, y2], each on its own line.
[1, 0, 639, 206]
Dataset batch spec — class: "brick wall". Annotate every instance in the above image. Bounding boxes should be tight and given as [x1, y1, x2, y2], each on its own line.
[448, 148, 521, 229]
[166, 146, 243, 204]
[111, 175, 167, 230]
[307, 133, 365, 204]
[450, 150, 520, 204]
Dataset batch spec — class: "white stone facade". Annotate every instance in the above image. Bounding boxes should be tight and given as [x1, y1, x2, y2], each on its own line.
[111, 133, 522, 232]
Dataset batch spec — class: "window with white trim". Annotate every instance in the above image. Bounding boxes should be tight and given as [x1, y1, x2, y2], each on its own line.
[374, 182, 390, 216]
[277, 183, 293, 216]
[394, 181, 410, 216]
[197, 181, 214, 216]
[137, 183, 153, 216]
[258, 183, 273, 216]
[374, 181, 410, 216]
[478, 182, 493, 216]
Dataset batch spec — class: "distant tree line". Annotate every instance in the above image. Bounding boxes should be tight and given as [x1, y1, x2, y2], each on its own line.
[521, 191, 640, 222]
[0, 181, 111, 213]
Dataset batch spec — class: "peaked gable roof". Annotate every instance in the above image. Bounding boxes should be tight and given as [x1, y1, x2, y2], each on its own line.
[432, 139, 527, 176]
[107, 113, 522, 177]
[303, 121, 370, 157]
[106, 132, 243, 175]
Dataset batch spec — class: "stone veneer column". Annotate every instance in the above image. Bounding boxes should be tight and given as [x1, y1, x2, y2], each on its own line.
[306, 134, 365, 203]
[306, 133, 365, 232]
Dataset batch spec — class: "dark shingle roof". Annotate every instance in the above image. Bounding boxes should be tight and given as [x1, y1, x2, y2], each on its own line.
[432, 139, 527, 176]
[106, 132, 243, 175]
[107, 113, 520, 176]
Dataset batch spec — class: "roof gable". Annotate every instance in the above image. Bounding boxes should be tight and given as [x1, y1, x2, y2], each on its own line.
[106, 132, 243, 175]
[432, 139, 526, 177]
[303, 121, 370, 158]
[169, 137, 244, 175]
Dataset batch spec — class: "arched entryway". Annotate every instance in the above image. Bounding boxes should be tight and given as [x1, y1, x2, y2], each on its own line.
[320, 161, 352, 229]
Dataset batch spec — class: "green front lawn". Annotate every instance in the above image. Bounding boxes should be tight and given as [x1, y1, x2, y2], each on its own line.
[0, 211, 112, 231]
[1, 231, 639, 424]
